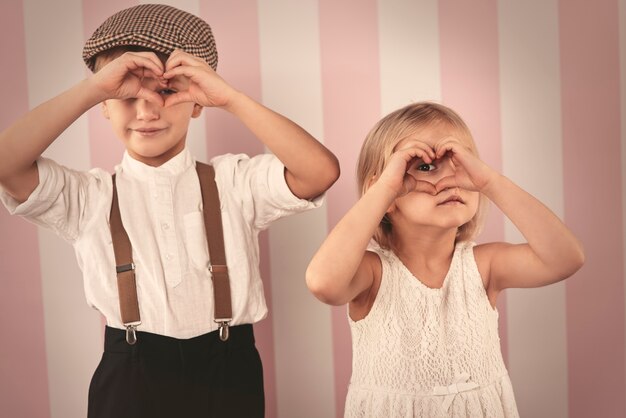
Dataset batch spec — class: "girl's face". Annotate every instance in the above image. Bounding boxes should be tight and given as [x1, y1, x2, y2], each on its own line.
[387, 123, 480, 237]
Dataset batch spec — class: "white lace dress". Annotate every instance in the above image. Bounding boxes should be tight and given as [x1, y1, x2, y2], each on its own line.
[345, 242, 519, 418]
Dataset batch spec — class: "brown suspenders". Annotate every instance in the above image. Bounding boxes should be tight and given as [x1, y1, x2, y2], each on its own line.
[109, 162, 232, 344]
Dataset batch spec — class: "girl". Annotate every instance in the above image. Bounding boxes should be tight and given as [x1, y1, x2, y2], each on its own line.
[306, 102, 584, 417]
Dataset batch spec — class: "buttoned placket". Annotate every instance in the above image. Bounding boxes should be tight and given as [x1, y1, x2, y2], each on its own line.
[151, 175, 182, 288]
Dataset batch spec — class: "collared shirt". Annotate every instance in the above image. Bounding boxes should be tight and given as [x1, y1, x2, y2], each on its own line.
[1, 149, 322, 339]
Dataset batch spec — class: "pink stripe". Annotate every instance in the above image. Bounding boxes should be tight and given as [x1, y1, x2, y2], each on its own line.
[318, 1, 382, 415]
[438, 0, 509, 361]
[82, 0, 137, 172]
[0, 1, 50, 417]
[200, 3, 276, 417]
[559, 1, 625, 416]
[201, 1, 265, 158]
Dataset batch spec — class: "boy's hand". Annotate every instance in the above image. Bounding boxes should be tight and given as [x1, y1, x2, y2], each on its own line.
[90, 51, 166, 105]
[377, 141, 437, 197]
[433, 137, 498, 193]
[162, 49, 237, 108]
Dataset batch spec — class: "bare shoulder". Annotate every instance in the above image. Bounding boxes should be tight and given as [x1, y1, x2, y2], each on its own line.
[473, 242, 516, 305]
[349, 250, 383, 322]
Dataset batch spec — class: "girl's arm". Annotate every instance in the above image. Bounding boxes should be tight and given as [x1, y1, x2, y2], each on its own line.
[306, 144, 436, 305]
[434, 138, 585, 293]
[306, 180, 394, 305]
[477, 175, 585, 290]
[163, 50, 339, 200]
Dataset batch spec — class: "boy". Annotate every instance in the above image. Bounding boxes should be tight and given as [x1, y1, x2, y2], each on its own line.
[0, 4, 339, 418]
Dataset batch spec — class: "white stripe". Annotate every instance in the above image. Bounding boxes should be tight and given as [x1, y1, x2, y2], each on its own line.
[377, 0, 441, 114]
[23, 1, 103, 417]
[257, 1, 336, 417]
[139, 0, 208, 161]
[498, 1, 568, 417]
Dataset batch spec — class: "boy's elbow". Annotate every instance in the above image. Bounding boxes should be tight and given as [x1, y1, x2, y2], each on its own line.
[570, 245, 585, 275]
[320, 154, 340, 191]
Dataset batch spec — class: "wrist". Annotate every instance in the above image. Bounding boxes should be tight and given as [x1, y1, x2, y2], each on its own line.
[218, 88, 244, 112]
[79, 77, 112, 106]
[369, 177, 402, 201]
[479, 172, 506, 198]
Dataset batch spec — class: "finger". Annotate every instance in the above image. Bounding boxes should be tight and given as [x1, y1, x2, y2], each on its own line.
[163, 65, 204, 80]
[434, 141, 456, 159]
[396, 141, 435, 161]
[128, 52, 165, 73]
[397, 147, 434, 165]
[135, 88, 164, 106]
[163, 91, 195, 107]
[413, 180, 437, 195]
[434, 175, 458, 193]
[130, 51, 166, 72]
[165, 50, 207, 72]
[123, 55, 165, 78]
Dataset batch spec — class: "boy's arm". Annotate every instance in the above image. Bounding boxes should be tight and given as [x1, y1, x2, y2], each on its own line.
[0, 80, 104, 202]
[163, 50, 339, 200]
[222, 92, 339, 200]
[0, 52, 165, 202]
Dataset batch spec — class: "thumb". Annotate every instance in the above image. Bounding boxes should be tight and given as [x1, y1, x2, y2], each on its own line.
[434, 176, 458, 194]
[135, 88, 164, 106]
[163, 92, 194, 107]
[413, 180, 437, 195]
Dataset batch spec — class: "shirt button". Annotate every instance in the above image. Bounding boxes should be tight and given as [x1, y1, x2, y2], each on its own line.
[162, 223, 170, 230]
[165, 254, 173, 260]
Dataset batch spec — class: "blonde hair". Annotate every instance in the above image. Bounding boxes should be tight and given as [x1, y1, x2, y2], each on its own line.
[356, 102, 488, 249]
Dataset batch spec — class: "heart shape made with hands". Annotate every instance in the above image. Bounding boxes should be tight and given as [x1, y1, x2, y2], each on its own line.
[409, 175, 461, 197]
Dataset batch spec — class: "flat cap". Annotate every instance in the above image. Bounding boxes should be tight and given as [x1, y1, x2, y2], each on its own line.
[83, 4, 217, 71]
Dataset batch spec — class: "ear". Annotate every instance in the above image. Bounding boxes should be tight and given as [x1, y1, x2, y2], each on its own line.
[101, 101, 110, 119]
[191, 104, 203, 118]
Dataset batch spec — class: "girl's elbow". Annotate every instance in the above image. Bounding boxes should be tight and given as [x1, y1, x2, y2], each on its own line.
[305, 268, 347, 306]
[557, 246, 586, 281]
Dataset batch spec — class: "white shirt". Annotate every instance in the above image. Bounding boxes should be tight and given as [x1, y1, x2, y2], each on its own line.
[1, 149, 322, 338]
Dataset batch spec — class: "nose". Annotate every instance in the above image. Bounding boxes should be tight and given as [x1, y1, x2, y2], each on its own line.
[135, 98, 161, 121]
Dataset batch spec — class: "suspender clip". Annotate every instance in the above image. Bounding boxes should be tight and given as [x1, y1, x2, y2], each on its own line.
[125, 322, 141, 345]
[208, 264, 228, 274]
[116, 263, 135, 274]
[216, 319, 232, 342]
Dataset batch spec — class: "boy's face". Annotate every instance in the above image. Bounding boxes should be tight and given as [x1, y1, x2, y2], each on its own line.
[102, 75, 202, 167]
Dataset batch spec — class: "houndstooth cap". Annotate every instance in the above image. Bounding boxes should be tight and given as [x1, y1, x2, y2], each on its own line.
[83, 4, 217, 71]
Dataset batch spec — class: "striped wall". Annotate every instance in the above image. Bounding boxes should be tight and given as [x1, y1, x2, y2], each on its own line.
[0, 1, 624, 417]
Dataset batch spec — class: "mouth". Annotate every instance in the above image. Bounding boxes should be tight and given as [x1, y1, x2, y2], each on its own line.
[132, 127, 167, 136]
[437, 194, 465, 206]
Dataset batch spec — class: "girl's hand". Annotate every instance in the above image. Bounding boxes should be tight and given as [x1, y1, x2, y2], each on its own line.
[433, 137, 498, 193]
[162, 49, 237, 108]
[377, 141, 437, 197]
[90, 51, 166, 105]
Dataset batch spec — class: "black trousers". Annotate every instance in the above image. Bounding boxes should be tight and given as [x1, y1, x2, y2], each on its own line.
[88, 324, 264, 418]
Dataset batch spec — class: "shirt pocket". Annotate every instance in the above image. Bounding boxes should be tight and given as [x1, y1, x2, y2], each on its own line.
[183, 211, 210, 272]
